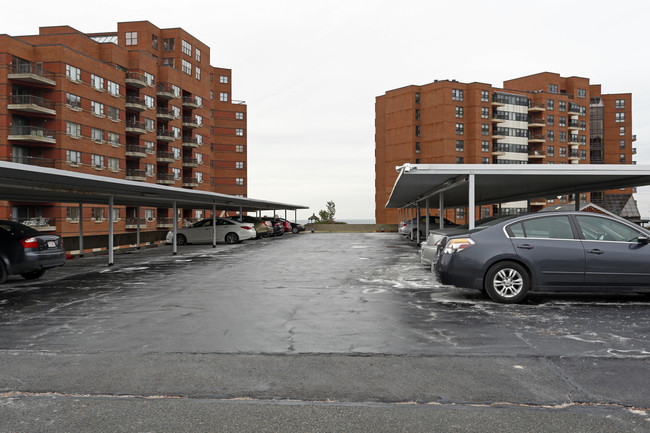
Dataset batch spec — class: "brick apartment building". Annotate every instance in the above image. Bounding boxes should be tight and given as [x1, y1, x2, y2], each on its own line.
[375, 72, 639, 225]
[0, 21, 247, 236]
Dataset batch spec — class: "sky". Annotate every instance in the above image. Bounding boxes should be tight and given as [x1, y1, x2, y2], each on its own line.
[2, 0, 650, 221]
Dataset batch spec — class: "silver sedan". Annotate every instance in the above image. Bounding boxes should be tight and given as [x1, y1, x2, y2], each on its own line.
[166, 217, 256, 245]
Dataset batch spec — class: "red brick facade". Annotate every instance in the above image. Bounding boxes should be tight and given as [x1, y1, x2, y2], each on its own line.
[1, 21, 247, 236]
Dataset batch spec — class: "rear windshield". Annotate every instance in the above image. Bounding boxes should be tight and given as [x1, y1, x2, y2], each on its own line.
[0, 220, 41, 237]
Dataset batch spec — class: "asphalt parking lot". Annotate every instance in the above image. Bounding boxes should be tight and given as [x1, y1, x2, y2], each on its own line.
[0, 232, 649, 432]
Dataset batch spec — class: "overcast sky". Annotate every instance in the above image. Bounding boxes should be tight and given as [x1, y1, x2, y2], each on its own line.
[2, 0, 649, 221]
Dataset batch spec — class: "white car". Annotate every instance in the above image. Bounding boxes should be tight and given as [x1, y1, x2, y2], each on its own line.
[166, 217, 256, 245]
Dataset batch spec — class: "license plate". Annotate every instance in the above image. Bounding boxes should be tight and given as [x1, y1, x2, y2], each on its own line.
[47, 241, 56, 248]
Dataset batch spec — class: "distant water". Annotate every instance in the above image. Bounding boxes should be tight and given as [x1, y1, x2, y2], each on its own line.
[297, 218, 376, 224]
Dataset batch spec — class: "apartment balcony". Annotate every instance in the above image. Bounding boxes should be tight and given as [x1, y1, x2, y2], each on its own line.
[125, 169, 146, 181]
[156, 173, 176, 185]
[632, 134, 637, 142]
[156, 83, 177, 100]
[492, 129, 506, 140]
[182, 177, 199, 188]
[157, 129, 177, 142]
[528, 117, 545, 128]
[530, 200, 547, 206]
[633, 147, 637, 154]
[125, 120, 146, 135]
[8, 95, 56, 116]
[491, 94, 507, 107]
[182, 156, 199, 168]
[125, 144, 147, 158]
[491, 112, 508, 123]
[528, 134, 545, 143]
[8, 126, 56, 144]
[125, 71, 147, 88]
[182, 96, 200, 109]
[8, 62, 56, 86]
[182, 116, 200, 129]
[11, 155, 57, 168]
[528, 150, 546, 159]
[568, 151, 580, 162]
[156, 107, 176, 121]
[125, 217, 149, 229]
[568, 119, 579, 130]
[125, 96, 147, 112]
[182, 136, 200, 148]
[156, 217, 176, 227]
[15, 217, 57, 232]
[156, 151, 175, 163]
[528, 103, 546, 112]
[491, 150, 506, 156]
[568, 103, 580, 115]
[569, 135, 580, 145]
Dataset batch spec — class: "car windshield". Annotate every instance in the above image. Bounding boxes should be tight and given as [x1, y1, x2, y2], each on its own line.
[456, 215, 522, 232]
[0, 220, 41, 237]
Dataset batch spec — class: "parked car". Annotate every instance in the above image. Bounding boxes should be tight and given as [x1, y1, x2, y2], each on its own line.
[278, 218, 305, 234]
[262, 217, 290, 235]
[0, 220, 66, 284]
[420, 216, 517, 266]
[399, 216, 458, 241]
[166, 217, 256, 245]
[234, 215, 272, 239]
[434, 212, 650, 303]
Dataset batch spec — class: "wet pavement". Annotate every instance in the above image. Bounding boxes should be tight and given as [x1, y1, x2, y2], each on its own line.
[1, 232, 649, 432]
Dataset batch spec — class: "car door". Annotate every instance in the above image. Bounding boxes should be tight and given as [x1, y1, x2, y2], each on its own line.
[574, 215, 650, 287]
[215, 218, 233, 242]
[189, 219, 213, 243]
[506, 215, 585, 287]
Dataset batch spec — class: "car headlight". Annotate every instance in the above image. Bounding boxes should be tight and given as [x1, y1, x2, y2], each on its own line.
[443, 238, 475, 254]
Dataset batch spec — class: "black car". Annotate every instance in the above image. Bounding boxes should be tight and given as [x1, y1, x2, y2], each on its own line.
[0, 220, 66, 284]
[434, 212, 650, 303]
[278, 218, 305, 234]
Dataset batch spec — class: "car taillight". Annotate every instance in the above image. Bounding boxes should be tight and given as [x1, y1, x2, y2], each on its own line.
[240, 226, 252, 230]
[21, 237, 39, 248]
[443, 238, 475, 255]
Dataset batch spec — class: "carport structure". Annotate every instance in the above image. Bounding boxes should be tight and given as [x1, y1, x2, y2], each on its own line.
[387, 164, 650, 236]
[0, 161, 307, 265]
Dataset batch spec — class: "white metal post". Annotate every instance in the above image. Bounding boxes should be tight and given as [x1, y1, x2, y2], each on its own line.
[439, 193, 444, 229]
[415, 203, 420, 243]
[469, 174, 476, 229]
[425, 199, 430, 238]
[136, 206, 141, 250]
[172, 201, 178, 255]
[212, 204, 217, 248]
[78, 202, 84, 257]
[108, 196, 114, 266]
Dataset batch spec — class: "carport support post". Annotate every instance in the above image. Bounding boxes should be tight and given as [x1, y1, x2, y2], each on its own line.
[239, 206, 243, 222]
[439, 193, 444, 229]
[468, 174, 475, 230]
[78, 202, 84, 257]
[108, 196, 114, 266]
[575, 193, 580, 211]
[425, 199, 430, 237]
[415, 203, 420, 243]
[136, 206, 141, 250]
[212, 204, 217, 248]
[172, 201, 178, 256]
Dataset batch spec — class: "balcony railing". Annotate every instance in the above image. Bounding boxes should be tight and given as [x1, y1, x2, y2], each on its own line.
[182, 96, 200, 108]
[125, 95, 147, 111]
[8, 126, 57, 144]
[125, 169, 146, 180]
[568, 103, 580, 114]
[156, 107, 176, 119]
[156, 83, 177, 99]
[9, 94, 56, 113]
[528, 103, 546, 111]
[14, 217, 56, 231]
[8, 62, 56, 85]
[126, 144, 147, 157]
[182, 136, 200, 147]
[182, 177, 199, 187]
[11, 155, 57, 168]
[156, 129, 177, 141]
[156, 173, 176, 185]
[182, 157, 199, 167]
[156, 217, 176, 227]
[156, 151, 175, 162]
[125, 71, 148, 88]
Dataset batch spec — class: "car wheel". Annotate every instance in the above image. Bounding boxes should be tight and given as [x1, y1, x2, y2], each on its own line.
[225, 232, 239, 244]
[177, 234, 187, 245]
[21, 268, 46, 280]
[0, 261, 7, 284]
[484, 261, 530, 304]
[292, 227, 299, 234]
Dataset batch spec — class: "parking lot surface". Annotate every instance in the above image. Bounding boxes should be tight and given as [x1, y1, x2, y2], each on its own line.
[1, 233, 649, 432]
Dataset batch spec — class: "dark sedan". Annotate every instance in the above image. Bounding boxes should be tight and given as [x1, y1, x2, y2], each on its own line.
[434, 212, 650, 303]
[0, 220, 66, 284]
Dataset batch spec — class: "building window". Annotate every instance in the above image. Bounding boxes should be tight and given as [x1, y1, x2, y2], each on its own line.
[66, 150, 81, 165]
[548, 146, 554, 157]
[236, 129, 244, 136]
[195, 67, 201, 80]
[620, 154, 626, 163]
[66, 93, 81, 109]
[616, 99, 625, 109]
[482, 157, 490, 164]
[236, 112, 244, 120]
[559, 116, 566, 127]
[163, 38, 175, 51]
[549, 84, 558, 94]
[456, 157, 464, 164]
[171, 106, 181, 118]
[547, 130, 554, 141]
[547, 99, 554, 110]
[172, 167, 181, 180]
[107, 106, 120, 121]
[220, 92, 229, 102]
[415, 109, 420, 120]
[236, 161, 244, 169]
[455, 107, 464, 118]
[236, 145, 244, 153]
[107, 80, 120, 96]
[107, 132, 120, 146]
[456, 208, 465, 219]
[162, 58, 175, 68]
[481, 107, 489, 119]
[219, 75, 229, 84]
[144, 118, 155, 131]
[620, 140, 626, 149]
[559, 147, 567, 157]
[182, 40, 192, 56]
[172, 126, 181, 138]
[415, 142, 421, 154]
[577, 88, 586, 98]
[92, 207, 106, 220]
[195, 48, 201, 62]
[145, 163, 155, 176]
[182, 59, 192, 75]
[152, 34, 158, 49]
[195, 96, 203, 106]
[66, 206, 80, 221]
[91, 154, 104, 169]
[66, 122, 81, 138]
[91, 101, 104, 116]
[616, 112, 625, 123]
[172, 147, 181, 159]
[125, 32, 138, 46]
[144, 95, 155, 109]
[456, 123, 464, 135]
[559, 131, 566, 142]
[546, 115, 554, 126]
[481, 90, 489, 102]
[620, 126, 625, 136]
[196, 172, 203, 183]
[415, 92, 420, 104]
[91, 128, 104, 142]
[559, 101, 566, 112]
[108, 157, 120, 172]
[144, 141, 155, 153]
[196, 153, 203, 164]
[456, 140, 464, 151]
[452, 89, 464, 101]
[481, 123, 490, 135]
[580, 150, 587, 160]
[481, 140, 489, 152]
[236, 178, 244, 186]
[91, 74, 104, 91]
[415, 125, 420, 137]
[66, 64, 81, 81]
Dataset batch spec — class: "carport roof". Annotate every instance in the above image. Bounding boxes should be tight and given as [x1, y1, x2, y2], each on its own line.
[386, 164, 650, 208]
[0, 161, 308, 211]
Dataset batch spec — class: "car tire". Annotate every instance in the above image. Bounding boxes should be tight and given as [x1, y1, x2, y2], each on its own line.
[0, 261, 7, 284]
[177, 234, 187, 245]
[292, 227, 299, 234]
[21, 268, 46, 280]
[484, 261, 530, 304]
[225, 232, 239, 244]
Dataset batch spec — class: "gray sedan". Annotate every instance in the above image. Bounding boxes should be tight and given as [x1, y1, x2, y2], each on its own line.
[434, 212, 650, 303]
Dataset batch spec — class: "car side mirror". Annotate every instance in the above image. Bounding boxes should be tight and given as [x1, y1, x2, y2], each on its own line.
[638, 235, 650, 245]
